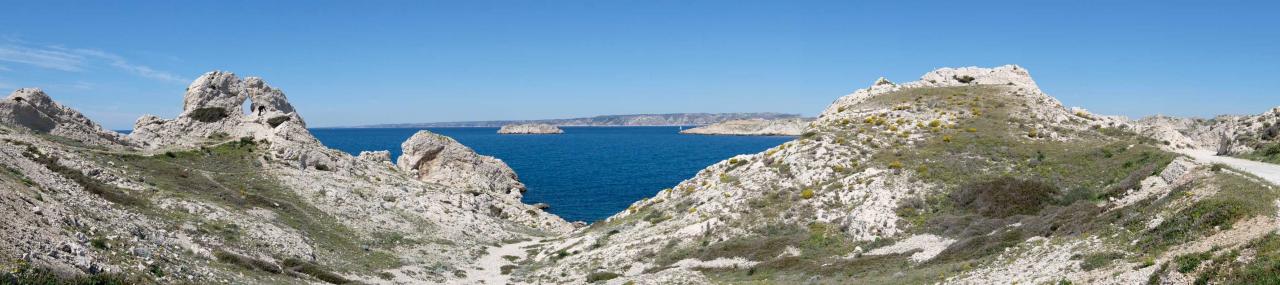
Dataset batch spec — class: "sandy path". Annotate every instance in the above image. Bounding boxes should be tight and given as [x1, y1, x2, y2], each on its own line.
[1179, 149, 1280, 185]
[449, 240, 538, 285]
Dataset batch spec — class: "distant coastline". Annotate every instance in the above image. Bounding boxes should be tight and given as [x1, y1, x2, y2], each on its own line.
[345, 112, 808, 128]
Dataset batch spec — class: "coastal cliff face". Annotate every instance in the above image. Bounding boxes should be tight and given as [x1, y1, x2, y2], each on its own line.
[0, 72, 568, 284]
[679, 118, 812, 136]
[505, 66, 1280, 284]
[498, 123, 564, 134]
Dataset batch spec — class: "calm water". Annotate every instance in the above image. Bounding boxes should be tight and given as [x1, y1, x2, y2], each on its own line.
[310, 127, 792, 222]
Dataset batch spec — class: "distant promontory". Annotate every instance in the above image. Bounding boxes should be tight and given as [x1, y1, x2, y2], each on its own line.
[498, 123, 564, 134]
[679, 118, 811, 136]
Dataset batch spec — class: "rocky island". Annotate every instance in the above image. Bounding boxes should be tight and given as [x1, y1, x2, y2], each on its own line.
[497, 123, 564, 134]
[4, 65, 1280, 285]
[679, 118, 812, 136]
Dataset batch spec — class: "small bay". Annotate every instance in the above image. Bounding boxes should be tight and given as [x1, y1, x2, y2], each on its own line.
[311, 126, 792, 222]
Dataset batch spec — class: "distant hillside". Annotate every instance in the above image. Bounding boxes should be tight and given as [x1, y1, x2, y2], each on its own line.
[355, 112, 805, 128]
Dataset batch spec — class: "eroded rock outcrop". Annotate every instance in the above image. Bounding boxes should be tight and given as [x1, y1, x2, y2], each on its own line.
[129, 71, 312, 149]
[0, 88, 130, 147]
[679, 118, 811, 136]
[498, 123, 564, 134]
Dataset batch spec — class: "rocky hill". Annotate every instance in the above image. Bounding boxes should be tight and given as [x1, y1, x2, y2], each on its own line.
[498, 124, 564, 134]
[679, 118, 811, 136]
[0, 72, 569, 284]
[500, 65, 1280, 284]
[360, 112, 804, 128]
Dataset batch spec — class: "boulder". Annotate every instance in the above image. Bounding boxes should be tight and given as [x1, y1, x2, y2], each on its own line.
[397, 130, 526, 195]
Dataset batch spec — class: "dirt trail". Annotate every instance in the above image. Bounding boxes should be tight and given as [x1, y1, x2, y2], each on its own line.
[1179, 149, 1280, 185]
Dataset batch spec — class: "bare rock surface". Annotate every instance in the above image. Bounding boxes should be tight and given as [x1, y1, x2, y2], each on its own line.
[497, 123, 564, 134]
[679, 118, 811, 136]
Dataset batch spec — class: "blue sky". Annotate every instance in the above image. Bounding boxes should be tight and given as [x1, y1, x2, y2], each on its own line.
[1, 1, 1276, 129]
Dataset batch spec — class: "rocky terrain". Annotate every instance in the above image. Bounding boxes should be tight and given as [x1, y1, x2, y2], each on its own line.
[679, 118, 812, 136]
[498, 124, 564, 134]
[497, 65, 1280, 284]
[0, 72, 569, 284]
[3, 65, 1280, 285]
[360, 112, 803, 128]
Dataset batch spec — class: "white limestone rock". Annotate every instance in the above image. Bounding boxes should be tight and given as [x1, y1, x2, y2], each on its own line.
[497, 123, 564, 134]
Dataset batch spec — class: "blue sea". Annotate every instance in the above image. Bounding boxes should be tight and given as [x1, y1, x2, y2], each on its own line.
[310, 127, 792, 222]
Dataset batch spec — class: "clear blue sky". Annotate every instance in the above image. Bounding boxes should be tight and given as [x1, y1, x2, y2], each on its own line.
[1, 1, 1276, 129]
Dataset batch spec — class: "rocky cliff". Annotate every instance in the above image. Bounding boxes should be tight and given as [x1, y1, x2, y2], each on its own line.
[0, 71, 569, 284]
[679, 118, 811, 136]
[497, 123, 564, 134]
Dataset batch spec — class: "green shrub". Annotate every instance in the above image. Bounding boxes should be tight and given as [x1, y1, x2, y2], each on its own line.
[950, 177, 1058, 218]
[188, 107, 229, 122]
[282, 258, 351, 284]
[1080, 252, 1125, 271]
[953, 75, 976, 83]
[1174, 252, 1212, 273]
[585, 271, 620, 282]
[0, 263, 137, 284]
[214, 250, 282, 274]
[267, 116, 291, 128]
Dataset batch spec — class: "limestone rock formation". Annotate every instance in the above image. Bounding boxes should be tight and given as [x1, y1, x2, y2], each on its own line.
[679, 118, 811, 136]
[0, 72, 570, 284]
[498, 123, 564, 134]
[0, 88, 130, 147]
[128, 71, 313, 150]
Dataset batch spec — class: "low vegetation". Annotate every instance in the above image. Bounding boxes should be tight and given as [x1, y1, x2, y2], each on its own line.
[188, 107, 229, 122]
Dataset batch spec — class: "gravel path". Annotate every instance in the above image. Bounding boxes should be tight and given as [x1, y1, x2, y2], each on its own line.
[1179, 149, 1280, 185]
[450, 240, 538, 285]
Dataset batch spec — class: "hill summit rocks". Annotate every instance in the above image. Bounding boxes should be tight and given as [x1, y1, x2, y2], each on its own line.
[129, 71, 311, 150]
